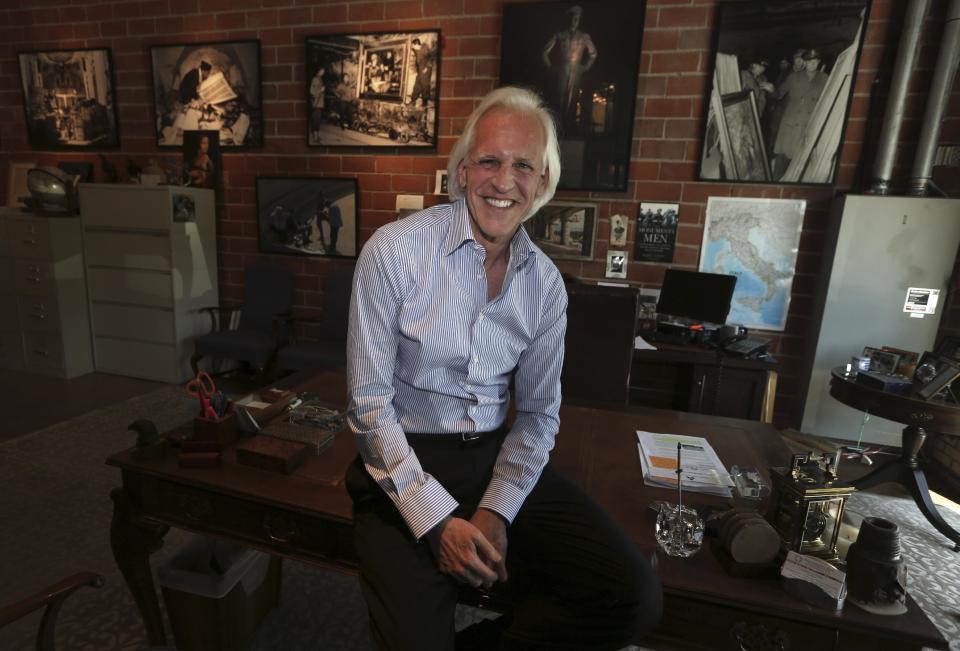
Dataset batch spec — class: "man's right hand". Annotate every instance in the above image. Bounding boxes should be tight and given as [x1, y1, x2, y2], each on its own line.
[425, 516, 502, 589]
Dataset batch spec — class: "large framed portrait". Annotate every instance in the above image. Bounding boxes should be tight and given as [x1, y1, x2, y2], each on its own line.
[305, 31, 440, 147]
[500, 1, 645, 191]
[150, 40, 263, 148]
[256, 177, 358, 259]
[523, 201, 597, 261]
[699, 0, 871, 185]
[17, 48, 120, 150]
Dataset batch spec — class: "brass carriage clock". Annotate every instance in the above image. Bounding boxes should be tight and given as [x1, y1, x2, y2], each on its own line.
[767, 452, 855, 560]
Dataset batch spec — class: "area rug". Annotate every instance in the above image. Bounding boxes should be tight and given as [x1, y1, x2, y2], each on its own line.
[0, 389, 953, 650]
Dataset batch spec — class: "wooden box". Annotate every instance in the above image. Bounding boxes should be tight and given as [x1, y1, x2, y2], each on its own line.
[236, 435, 309, 474]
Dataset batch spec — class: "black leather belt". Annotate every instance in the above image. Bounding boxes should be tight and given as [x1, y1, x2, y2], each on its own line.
[405, 423, 508, 446]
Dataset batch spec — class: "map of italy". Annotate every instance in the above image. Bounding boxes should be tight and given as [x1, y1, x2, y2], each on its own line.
[701, 198, 805, 331]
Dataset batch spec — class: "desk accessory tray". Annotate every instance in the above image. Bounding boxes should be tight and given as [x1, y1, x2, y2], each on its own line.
[236, 435, 309, 474]
[262, 419, 336, 456]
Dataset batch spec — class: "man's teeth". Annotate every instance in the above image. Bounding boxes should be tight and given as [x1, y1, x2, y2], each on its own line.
[485, 198, 513, 208]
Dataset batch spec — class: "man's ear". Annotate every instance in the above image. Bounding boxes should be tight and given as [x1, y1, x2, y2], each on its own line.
[535, 170, 548, 197]
[457, 160, 467, 189]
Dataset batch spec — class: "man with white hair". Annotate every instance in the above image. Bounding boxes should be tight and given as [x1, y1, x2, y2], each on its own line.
[346, 86, 661, 650]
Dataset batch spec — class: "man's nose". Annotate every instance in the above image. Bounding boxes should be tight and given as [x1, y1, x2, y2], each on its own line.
[492, 164, 515, 191]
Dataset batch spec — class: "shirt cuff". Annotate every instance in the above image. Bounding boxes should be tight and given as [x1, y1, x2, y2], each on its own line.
[395, 475, 459, 540]
[477, 477, 529, 524]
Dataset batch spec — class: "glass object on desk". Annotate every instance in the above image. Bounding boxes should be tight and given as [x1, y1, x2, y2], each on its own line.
[730, 465, 768, 501]
[655, 503, 704, 557]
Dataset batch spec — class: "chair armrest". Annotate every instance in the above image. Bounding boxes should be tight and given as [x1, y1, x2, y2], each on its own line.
[0, 572, 104, 649]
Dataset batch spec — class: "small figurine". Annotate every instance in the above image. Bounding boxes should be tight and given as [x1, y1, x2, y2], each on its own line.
[128, 419, 167, 460]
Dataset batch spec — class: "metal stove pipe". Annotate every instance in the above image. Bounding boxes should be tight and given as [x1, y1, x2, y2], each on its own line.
[871, 0, 930, 195]
[909, 0, 960, 196]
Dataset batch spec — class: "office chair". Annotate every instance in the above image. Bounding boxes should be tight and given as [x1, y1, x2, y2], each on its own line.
[277, 269, 354, 372]
[191, 262, 295, 385]
[562, 283, 640, 408]
[0, 572, 104, 651]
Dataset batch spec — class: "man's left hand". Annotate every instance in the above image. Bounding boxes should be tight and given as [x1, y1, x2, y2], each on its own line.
[471, 508, 509, 582]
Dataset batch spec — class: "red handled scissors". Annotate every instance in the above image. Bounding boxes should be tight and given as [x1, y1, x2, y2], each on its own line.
[186, 372, 219, 420]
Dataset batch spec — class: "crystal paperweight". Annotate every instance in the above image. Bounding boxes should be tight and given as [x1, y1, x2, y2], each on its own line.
[655, 503, 704, 558]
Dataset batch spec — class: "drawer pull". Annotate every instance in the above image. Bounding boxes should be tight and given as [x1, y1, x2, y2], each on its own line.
[30, 313, 47, 320]
[27, 276, 41, 283]
[33, 348, 50, 357]
[263, 513, 299, 543]
[21, 238, 38, 246]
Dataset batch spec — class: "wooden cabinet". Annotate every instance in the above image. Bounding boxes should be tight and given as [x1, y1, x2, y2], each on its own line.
[79, 184, 217, 383]
[0, 209, 94, 378]
[630, 343, 778, 422]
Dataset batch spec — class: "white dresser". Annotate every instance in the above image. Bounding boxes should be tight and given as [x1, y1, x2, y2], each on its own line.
[78, 184, 218, 383]
[0, 208, 94, 378]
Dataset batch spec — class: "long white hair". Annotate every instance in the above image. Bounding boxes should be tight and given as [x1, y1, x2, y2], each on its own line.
[446, 86, 561, 221]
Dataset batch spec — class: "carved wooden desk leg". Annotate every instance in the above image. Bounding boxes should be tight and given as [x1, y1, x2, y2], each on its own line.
[109, 487, 171, 646]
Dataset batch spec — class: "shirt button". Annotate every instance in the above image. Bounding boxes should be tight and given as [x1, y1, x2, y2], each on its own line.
[478, 314, 484, 321]
[474, 356, 479, 363]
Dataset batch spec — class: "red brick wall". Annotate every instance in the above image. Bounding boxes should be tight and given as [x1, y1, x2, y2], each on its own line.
[0, 0, 956, 426]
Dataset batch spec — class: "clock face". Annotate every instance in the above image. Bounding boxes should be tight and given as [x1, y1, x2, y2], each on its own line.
[916, 362, 937, 384]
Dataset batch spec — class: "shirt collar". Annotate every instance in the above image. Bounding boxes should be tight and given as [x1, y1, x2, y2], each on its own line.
[443, 198, 535, 270]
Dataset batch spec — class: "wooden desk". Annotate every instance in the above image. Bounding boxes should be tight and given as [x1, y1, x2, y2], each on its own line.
[107, 371, 946, 651]
[631, 342, 779, 422]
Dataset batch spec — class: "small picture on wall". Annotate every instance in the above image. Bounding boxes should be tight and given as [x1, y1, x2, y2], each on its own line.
[609, 214, 628, 247]
[634, 202, 678, 263]
[256, 177, 358, 259]
[523, 201, 597, 261]
[17, 48, 120, 150]
[306, 31, 440, 147]
[699, 0, 870, 185]
[606, 250, 627, 279]
[150, 40, 263, 148]
[434, 170, 448, 195]
[181, 130, 221, 189]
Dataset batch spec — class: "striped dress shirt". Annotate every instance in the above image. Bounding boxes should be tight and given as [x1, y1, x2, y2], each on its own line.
[346, 199, 568, 540]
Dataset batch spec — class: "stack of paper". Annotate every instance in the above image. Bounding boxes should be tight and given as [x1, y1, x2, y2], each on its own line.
[636, 431, 734, 497]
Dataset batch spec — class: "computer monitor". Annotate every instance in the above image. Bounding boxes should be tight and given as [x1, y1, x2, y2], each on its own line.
[656, 269, 737, 324]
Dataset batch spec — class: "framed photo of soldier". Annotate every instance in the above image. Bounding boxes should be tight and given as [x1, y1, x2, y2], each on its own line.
[150, 40, 263, 148]
[256, 177, 359, 259]
[699, 0, 870, 185]
[17, 48, 120, 150]
[523, 200, 597, 261]
[305, 31, 440, 148]
[499, 0, 645, 192]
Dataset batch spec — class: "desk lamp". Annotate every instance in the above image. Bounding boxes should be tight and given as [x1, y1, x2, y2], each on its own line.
[25, 166, 79, 215]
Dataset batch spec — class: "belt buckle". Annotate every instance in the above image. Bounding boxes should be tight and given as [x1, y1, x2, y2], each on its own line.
[461, 431, 481, 442]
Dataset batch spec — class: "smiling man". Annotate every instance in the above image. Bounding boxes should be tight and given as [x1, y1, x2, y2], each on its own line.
[346, 86, 661, 651]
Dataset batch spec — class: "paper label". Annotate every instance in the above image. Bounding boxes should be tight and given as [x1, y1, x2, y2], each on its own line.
[780, 551, 846, 600]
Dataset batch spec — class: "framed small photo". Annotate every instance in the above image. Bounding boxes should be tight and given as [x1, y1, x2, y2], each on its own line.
[935, 336, 960, 363]
[523, 201, 598, 261]
[866, 349, 900, 376]
[181, 130, 221, 189]
[150, 40, 263, 148]
[256, 177, 358, 259]
[434, 170, 448, 195]
[306, 30, 440, 148]
[605, 250, 627, 279]
[913, 353, 960, 401]
[609, 214, 628, 247]
[17, 48, 120, 150]
[881, 346, 919, 377]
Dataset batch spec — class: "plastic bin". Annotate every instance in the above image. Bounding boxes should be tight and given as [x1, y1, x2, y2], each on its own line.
[158, 536, 281, 651]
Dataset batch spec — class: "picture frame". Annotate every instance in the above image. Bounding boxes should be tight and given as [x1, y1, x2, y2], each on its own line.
[17, 48, 120, 150]
[256, 177, 358, 259]
[305, 31, 440, 148]
[699, 0, 871, 185]
[864, 348, 900, 376]
[523, 200, 597, 261]
[434, 170, 448, 196]
[912, 352, 960, 401]
[181, 130, 221, 190]
[150, 40, 263, 148]
[881, 346, 919, 377]
[605, 250, 627, 279]
[6, 162, 35, 208]
[499, 0, 645, 191]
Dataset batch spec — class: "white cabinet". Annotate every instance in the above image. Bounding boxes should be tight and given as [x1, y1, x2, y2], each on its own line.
[79, 184, 218, 383]
[0, 208, 94, 378]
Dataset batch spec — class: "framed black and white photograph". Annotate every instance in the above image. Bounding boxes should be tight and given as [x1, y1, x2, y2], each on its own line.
[523, 201, 597, 261]
[605, 250, 627, 279]
[434, 170, 448, 195]
[500, 0, 645, 191]
[305, 31, 440, 147]
[634, 202, 678, 263]
[256, 177, 358, 259]
[699, 0, 870, 185]
[17, 48, 120, 150]
[150, 40, 263, 148]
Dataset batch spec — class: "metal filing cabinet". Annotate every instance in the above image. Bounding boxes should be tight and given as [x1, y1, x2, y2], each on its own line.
[0, 208, 94, 378]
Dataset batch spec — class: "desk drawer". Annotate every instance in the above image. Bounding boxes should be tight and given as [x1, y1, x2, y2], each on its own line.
[14, 259, 55, 297]
[0, 332, 24, 370]
[140, 478, 356, 567]
[83, 231, 171, 271]
[23, 331, 65, 373]
[87, 267, 173, 308]
[91, 303, 174, 344]
[8, 219, 52, 260]
[18, 295, 61, 334]
[658, 596, 837, 651]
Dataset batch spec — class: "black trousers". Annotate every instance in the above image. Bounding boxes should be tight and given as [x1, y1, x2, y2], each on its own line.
[345, 430, 662, 651]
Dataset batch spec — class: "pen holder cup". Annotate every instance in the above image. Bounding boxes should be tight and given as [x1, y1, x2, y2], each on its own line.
[193, 412, 237, 446]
